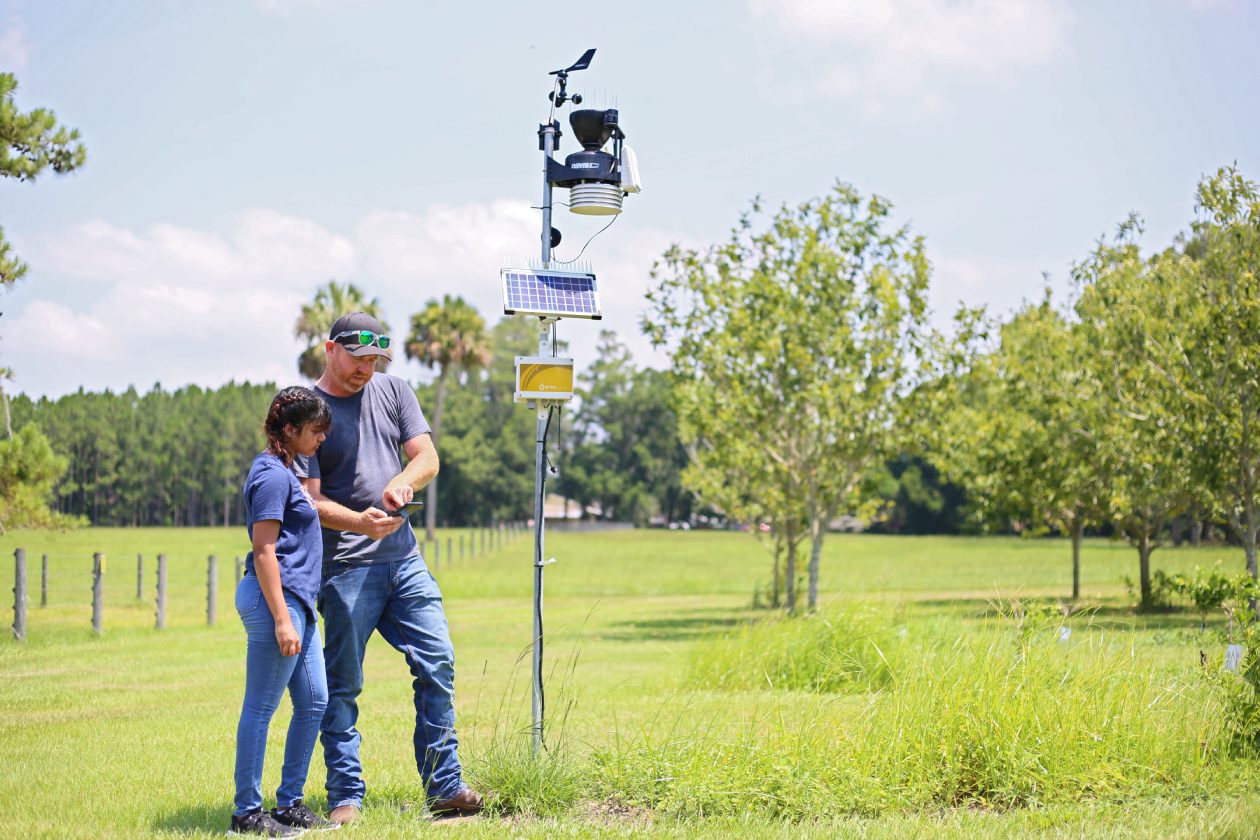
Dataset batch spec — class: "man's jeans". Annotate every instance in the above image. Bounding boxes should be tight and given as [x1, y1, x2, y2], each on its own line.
[233, 573, 328, 817]
[318, 553, 464, 808]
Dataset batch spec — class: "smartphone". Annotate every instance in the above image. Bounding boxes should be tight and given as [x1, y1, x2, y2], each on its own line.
[390, 501, 425, 517]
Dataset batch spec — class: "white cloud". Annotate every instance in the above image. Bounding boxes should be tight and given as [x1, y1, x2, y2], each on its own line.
[747, 0, 1072, 105]
[0, 20, 31, 71]
[9, 211, 357, 396]
[6, 201, 682, 397]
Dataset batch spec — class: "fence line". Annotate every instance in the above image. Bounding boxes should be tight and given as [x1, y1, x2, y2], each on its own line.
[207, 555, 217, 627]
[91, 553, 104, 637]
[12, 548, 25, 641]
[8, 531, 511, 638]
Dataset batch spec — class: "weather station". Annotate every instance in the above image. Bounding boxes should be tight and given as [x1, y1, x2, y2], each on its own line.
[502, 47, 642, 754]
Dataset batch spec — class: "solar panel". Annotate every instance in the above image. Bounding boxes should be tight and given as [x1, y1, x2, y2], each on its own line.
[501, 268, 602, 320]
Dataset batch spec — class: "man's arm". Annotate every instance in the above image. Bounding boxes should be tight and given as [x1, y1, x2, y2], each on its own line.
[382, 434, 439, 511]
[300, 476, 404, 540]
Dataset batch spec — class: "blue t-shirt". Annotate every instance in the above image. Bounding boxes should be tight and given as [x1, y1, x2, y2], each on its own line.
[294, 374, 430, 567]
[243, 452, 323, 616]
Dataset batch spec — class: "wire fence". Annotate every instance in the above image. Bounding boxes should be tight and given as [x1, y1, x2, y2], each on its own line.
[7, 522, 527, 641]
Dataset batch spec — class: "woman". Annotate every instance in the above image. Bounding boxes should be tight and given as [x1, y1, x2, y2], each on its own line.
[231, 386, 335, 836]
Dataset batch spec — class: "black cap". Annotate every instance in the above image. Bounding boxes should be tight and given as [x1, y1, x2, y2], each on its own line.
[329, 312, 393, 359]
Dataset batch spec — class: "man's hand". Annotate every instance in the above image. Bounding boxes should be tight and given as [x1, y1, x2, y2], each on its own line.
[357, 507, 405, 540]
[382, 483, 414, 513]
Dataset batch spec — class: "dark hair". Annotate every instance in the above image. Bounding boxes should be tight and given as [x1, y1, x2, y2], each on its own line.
[264, 386, 331, 463]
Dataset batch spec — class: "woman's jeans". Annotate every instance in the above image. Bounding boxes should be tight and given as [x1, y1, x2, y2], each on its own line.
[319, 553, 464, 808]
[233, 573, 328, 817]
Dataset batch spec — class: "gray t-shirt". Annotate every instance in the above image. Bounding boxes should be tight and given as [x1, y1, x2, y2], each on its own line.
[294, 374, 430, 566]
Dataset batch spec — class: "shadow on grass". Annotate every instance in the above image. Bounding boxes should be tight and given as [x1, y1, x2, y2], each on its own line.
[150, 801, 225, 835]
[598, 607, 753, 643]
[151, 796, 335, 835]
[908, 596, 1209, 631]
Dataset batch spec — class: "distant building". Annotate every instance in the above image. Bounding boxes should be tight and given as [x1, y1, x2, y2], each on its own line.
[543, 494, 602, 520]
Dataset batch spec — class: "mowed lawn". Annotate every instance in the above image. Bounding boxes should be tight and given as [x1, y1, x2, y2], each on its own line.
[1, 527, 1257, 838]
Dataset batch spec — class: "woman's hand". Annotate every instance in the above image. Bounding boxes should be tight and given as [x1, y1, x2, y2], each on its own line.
[275, 617, 302, 657]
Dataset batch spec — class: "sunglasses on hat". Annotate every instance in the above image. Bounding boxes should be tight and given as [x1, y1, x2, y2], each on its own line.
[332, 329, 391, 350]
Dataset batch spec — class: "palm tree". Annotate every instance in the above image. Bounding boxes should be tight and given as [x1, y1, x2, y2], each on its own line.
[406, 296, 491, 540]
[294, 280, 389, 378]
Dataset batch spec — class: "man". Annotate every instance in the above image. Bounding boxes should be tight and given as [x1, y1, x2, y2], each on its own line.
[295, 312, 485, 824]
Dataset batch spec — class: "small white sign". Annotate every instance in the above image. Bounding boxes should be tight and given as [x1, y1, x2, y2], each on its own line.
[1225, 644, 1244, 672]
[1058, 626, 1072, 643]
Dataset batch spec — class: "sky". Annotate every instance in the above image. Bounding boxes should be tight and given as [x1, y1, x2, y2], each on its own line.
[0, 0, 1256, 399]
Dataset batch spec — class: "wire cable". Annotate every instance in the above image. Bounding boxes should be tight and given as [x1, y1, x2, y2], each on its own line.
[551, 214, 618, 265]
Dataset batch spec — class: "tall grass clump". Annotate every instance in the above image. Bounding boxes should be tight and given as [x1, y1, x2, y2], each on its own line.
[597, 610, 1236, 819]
[859, 625, 1227, 808]
[686, 606, 898, 693]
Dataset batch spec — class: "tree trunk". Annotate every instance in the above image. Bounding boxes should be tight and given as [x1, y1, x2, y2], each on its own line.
[807, 512, 824, 613]
[1138, 532, 1153, 610]
[425, 368, 448, 541]
[785, 523, 797, 612]
[771, 538, 781, 609]
[1, 384, 11, 440]
[1070, 518, 1083, 601]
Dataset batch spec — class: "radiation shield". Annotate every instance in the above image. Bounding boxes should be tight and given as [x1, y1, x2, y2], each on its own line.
[514, 356, 575, 403]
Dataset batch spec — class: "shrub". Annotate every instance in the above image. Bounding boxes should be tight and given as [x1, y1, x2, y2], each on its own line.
[686, 606, 897, 693]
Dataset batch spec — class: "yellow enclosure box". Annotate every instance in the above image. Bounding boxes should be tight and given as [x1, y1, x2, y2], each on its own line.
[515, 356, 575, 403]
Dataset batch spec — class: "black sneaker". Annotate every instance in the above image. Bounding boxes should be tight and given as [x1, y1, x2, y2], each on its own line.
[272, 801, 337, 832]
[229, 810, 304, 836]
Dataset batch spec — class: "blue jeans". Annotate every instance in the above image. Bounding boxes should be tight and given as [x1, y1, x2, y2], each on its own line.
[319, 553, 464, 808]
[233, 573, 328, 817]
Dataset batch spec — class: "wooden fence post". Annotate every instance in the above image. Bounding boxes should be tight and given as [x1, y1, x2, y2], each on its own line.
[91, 553, 104, 637]
[447, 537, 452, 567]
[459, 533, 465, 561]
[12, 548, 26, 641]
[235, 556, 243, 582]
[481, 527, 486, 555]
[207, 555, 217, 626]
[155, 554, 167, 630]
[136, 554, 144, 600]
[41, 553, 48, 608]
[434, 539, 440, 570]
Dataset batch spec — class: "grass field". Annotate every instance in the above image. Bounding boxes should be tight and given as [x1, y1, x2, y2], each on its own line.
[2, 527, 1258, 838]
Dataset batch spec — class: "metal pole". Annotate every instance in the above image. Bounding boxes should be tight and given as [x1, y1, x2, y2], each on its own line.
[40, 553, 48, 608]
[155, 554, 167, 630]
[207, 555, 217, 626]
[529, 120, 561, 755]
[91, 553, 104, 636]
[12, 548, 26, 641]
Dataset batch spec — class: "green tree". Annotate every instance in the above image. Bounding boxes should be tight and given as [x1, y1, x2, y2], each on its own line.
[0, 424, 80, 531]
[932, 297, 1107, 599]
[294, 281, 389, 378]
[0, 72, 87, 287]
[405, 295, 491, 539]
[1074, 222, 1195, 609]
[561, 330, 691, 527]
[1181, 166, 1260, 587]
[647, 183, 934, 611]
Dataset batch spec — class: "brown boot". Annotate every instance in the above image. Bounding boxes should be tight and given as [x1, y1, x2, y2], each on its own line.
[428, 787, 485, 818]
[328, 804, 360, 825]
